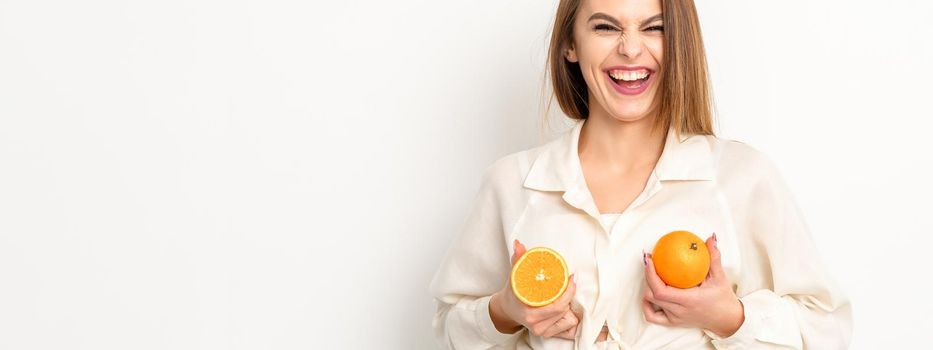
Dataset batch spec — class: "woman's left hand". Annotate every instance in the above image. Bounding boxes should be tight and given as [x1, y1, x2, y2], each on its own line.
[642, 234, 745, 337]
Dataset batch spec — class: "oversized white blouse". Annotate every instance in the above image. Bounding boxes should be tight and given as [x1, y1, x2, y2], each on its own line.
[429, 119, 852, 350]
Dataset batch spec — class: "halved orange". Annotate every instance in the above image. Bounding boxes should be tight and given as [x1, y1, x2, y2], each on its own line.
[652, 230, 710, 289]
[510, 247, 569, 307]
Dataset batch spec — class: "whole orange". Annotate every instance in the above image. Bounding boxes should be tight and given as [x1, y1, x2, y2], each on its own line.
[651, 230, 710, 289]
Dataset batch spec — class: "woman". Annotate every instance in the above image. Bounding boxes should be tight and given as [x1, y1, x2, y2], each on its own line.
[429, 0, 852, 349]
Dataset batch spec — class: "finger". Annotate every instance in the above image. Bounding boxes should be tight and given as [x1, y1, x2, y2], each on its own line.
[705, 233, 725, 281]
[531, 311, 567, 336]
[552, 305, 583, 340]
[642, 298, 673, 326]
[643, 286, 683, 311]
[555, 313, 579, 341]
[511, 240, 527, 265]
[644, 253, 684, 304]
[529, 276, 575, 322]
[571, 306, 583, 322]
[542, 310, 579, 338]
[555, 325, 577, 340]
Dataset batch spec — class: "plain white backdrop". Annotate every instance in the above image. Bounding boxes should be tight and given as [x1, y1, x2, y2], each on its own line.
[1, 0, 931, 349]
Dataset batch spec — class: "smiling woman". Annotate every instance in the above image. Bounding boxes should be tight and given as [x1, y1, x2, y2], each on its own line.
[429, 0, 852, 349]
[548, 0, 713, 136]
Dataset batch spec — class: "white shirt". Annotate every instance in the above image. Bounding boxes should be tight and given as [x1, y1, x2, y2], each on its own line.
[429, 119, 852, 350]
[598, 213, 623, 234]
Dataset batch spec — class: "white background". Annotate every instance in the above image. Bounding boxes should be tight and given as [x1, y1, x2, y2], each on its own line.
[1, 0, 931, 349]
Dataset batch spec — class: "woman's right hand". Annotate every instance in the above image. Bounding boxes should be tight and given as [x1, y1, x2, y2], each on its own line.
[488, 240, 580, 340]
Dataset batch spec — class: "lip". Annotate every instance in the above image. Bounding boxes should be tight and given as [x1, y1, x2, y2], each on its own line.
[605, 65, 654, 73]
[605, 66, 655, 96]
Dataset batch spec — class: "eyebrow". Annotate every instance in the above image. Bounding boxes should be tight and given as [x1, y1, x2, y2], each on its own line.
[587, 12, 663, 26]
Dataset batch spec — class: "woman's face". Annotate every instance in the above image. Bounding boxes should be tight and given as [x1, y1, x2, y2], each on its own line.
[566, 0, 664, 122]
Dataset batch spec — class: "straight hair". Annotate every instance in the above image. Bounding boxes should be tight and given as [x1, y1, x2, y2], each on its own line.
[543, 0, 715, 137]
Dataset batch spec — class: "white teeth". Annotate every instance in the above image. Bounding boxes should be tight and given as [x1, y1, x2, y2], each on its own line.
[609, 70, 649, 81]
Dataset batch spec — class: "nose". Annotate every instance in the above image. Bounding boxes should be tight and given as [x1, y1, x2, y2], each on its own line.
[617, 33, 643, 59]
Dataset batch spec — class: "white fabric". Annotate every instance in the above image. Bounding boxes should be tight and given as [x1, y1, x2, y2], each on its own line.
[595, 215, 620, 349]
[593, 339, 622, 350]
[598, 213, 623, 235]
[429, 119, 852, 349]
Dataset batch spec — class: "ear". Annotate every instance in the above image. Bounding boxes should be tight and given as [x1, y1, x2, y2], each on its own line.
[564, 43, 579, 63]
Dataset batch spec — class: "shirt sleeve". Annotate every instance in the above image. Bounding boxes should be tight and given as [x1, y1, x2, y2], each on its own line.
[429, 161, 525, 349]
[704, 154, 853, 349]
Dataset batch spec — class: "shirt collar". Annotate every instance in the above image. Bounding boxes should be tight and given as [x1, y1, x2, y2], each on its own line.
[523, 118, 715, 192]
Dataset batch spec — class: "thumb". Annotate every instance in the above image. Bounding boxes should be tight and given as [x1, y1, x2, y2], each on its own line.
[511, 239, 527, 265]
[705, 233, 725, 281]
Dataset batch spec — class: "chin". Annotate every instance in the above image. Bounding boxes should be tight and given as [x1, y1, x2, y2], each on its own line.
[608, 105, 653, 122]
[609, 114, 649, 122]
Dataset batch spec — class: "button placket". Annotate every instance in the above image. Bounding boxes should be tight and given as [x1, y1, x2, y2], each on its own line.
[591, 227, 612, 343]
[592, 209, 635, 342]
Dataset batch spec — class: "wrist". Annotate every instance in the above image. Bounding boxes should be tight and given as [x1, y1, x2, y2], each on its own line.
[711, 298, 745, 338]
[489, 291, 523, 334]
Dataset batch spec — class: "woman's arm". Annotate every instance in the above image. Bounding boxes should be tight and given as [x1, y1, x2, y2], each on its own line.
[642, 150, 852, 349]
[428, 161, 524, 349]
[704, 153, 853, 349]
[489, 291, 523, 334]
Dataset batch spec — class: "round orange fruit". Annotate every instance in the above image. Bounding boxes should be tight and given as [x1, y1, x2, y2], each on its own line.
[652, 230, 710, 289]
[510, 247, 569, 307]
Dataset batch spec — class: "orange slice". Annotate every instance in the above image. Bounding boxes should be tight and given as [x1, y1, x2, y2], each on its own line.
[652, 230, 710, 289]
[510, 247, 569, 307]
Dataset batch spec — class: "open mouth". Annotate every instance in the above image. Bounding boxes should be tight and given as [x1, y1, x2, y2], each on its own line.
[609, 71, 650, 89]
[606, 68, 653, 95]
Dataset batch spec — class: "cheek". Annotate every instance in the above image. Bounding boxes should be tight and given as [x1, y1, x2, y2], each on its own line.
[646, 38, 664, 64]
[577, 37, 622, 63]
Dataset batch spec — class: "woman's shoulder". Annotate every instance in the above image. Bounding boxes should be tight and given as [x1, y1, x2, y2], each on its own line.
[704, 134, 783, 182]
[478, 144, 548, 191]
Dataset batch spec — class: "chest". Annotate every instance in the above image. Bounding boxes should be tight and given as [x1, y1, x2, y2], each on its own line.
[508, 181, 740, 281]
[509, 179, 745, 349]
[582, 163, 655, 215]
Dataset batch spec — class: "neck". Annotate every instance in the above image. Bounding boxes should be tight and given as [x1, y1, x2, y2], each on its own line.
[578, 113, 667, 172]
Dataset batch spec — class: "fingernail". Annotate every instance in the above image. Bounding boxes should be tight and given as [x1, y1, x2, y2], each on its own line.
[712, 233, 718, 246]
[569, 273, 575, 283]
